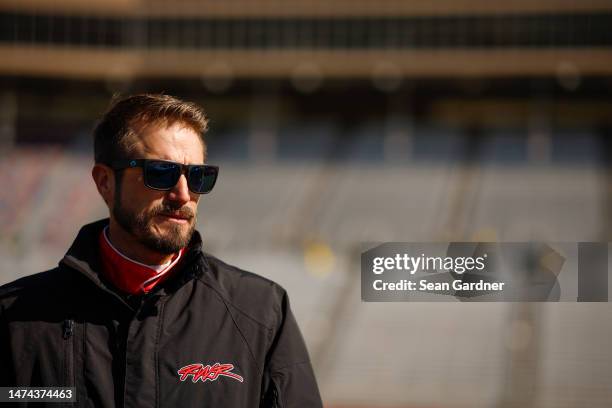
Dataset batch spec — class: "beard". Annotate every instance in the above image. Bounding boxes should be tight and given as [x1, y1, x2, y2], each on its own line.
[112, 180, 196, 254]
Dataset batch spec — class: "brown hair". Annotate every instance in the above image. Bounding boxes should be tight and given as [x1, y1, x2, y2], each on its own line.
[93, 93, 209, 165]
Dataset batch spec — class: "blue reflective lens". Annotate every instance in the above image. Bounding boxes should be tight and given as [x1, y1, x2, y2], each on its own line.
[188, 166, 217, 194]
[145, 161, 181, 190]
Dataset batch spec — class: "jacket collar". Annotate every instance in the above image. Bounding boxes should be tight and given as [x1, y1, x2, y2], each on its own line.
[60, 218, 206, 305]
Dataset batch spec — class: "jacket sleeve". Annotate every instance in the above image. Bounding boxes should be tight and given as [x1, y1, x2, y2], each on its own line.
[260, 291, 323, 408]
[0, 301, 15, 386]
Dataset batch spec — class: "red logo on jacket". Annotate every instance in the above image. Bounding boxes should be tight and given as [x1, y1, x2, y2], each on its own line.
[177, 363, 244, 383]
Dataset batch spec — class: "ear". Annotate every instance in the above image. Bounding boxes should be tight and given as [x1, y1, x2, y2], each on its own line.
[92, 164, 115, 207]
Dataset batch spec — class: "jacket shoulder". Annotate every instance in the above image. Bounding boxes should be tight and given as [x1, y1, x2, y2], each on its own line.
[199, 253, 287, 331]
[0, 268, 67, 309]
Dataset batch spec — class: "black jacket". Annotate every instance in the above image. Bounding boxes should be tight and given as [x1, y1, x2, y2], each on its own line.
[0, 219, 323, 407]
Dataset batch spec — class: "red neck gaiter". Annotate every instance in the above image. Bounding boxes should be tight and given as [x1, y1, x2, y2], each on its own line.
[98, 227, 185, 295]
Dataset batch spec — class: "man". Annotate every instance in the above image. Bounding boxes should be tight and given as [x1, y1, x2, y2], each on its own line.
[0, 94, 323, 407]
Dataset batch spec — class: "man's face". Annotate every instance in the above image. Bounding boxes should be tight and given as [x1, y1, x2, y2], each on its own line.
[112, 121, 205, 255]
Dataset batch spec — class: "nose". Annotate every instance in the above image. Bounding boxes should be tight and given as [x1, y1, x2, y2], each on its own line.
[166, 174, 191, 205]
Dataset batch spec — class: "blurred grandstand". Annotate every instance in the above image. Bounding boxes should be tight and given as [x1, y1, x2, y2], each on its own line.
[1, 1, 612, 407]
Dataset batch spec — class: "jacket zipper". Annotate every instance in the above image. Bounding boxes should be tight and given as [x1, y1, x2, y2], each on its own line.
[261, 378, 280, 408]
[63, 319, 75, 388]
[273, 386, 280, 408]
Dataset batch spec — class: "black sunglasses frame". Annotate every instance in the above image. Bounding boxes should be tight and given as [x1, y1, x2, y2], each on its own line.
[111, 159, 219, 194]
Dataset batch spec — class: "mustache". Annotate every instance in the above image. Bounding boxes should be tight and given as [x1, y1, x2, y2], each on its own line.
[152, 204, 196, 220]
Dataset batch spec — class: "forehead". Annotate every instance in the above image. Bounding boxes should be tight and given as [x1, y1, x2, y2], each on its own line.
[129, 121, 205, 164]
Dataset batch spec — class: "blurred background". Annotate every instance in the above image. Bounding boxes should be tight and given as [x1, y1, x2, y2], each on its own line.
[1, 0, 611, 406]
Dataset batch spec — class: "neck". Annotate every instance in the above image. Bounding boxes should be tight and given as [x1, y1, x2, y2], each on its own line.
[107, 219, 176, 265]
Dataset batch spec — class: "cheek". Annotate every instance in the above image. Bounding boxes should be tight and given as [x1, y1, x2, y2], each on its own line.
[141, 195, 165, 216]
[120, 174, 165, 214]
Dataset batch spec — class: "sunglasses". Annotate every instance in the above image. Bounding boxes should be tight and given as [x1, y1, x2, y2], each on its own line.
[111, 159, 219, 194]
